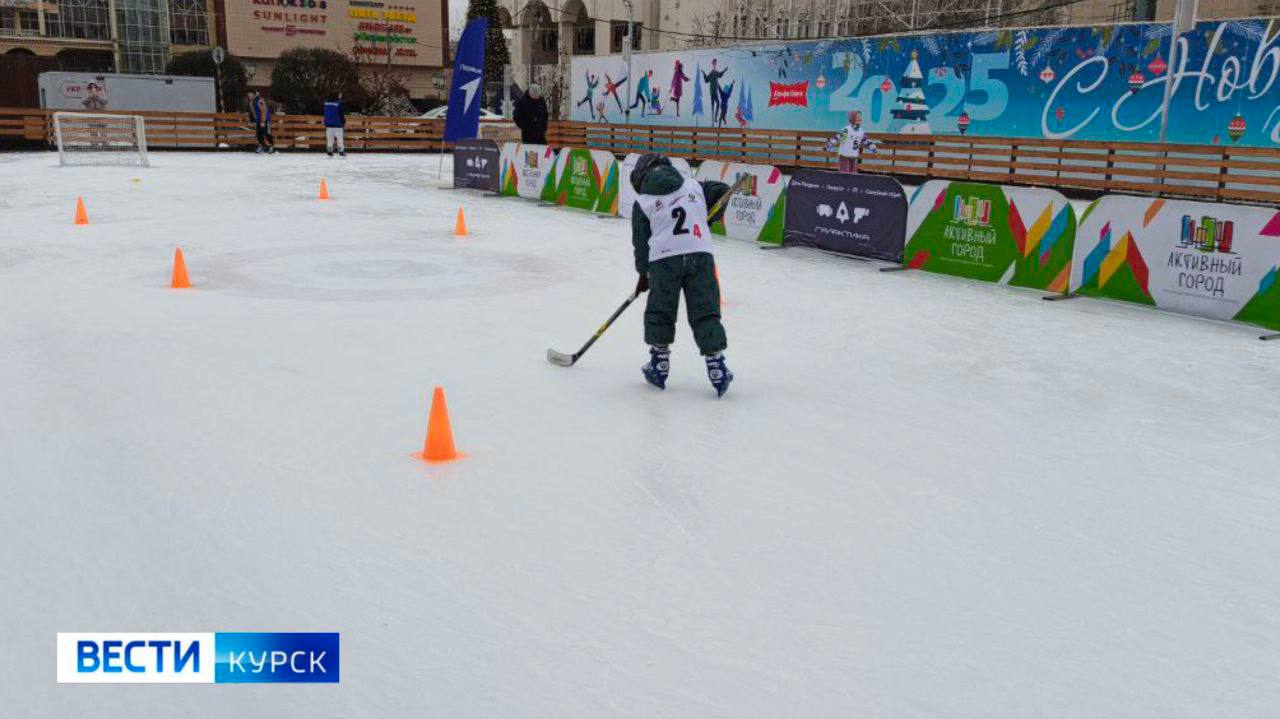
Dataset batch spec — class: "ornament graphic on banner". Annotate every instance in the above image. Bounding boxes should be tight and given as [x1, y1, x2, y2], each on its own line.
[1127, 70, 1145, 93]
[1229, 114, 1247, 142]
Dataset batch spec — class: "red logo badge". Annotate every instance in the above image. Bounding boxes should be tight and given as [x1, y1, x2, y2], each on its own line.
[768, 81, 809, 108]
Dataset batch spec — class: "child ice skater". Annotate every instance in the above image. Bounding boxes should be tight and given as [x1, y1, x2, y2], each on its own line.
[628, 153, 734, 397]
[827, 110, 876, 173]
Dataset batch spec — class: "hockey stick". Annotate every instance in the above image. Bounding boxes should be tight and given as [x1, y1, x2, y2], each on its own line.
[546, 174, 749, 367]
[546, 292, 640, 366]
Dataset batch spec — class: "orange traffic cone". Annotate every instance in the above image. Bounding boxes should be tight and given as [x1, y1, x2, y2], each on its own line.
[318, 178, 330, 200]
[171, 247, 191, 289]
[420, 386, 461, 462]
[454, 208, 468, 236]
[74, 196, 89, 225]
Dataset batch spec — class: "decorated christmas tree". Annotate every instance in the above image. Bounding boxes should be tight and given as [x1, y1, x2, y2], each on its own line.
[890, 50, 929, 127]
[465, 0, 510, 85]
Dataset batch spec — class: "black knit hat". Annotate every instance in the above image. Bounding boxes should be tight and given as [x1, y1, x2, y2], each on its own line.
[630, 153, 672, 193]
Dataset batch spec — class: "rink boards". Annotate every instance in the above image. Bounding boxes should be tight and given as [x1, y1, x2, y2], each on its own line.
[489, 142, 1280, 333]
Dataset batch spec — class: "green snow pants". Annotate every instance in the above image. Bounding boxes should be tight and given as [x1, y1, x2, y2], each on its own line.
[644, 252, 727, 355]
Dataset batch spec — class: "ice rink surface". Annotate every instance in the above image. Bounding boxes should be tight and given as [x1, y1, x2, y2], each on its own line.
[2, 151, 1280, 717]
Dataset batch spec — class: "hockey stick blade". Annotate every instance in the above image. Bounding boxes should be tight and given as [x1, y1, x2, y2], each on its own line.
[546, 292, 640, 368]
[546, 348, 577, 366]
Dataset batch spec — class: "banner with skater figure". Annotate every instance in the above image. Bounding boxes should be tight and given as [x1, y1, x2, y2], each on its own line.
[694, 161, 787, 246]
[499, 143, 557, 201]
[904, 181, 1077, 292]
[569, 18, 1280, 148]
[1069, 196, 1280, 330]
[549, 148, 621, 214]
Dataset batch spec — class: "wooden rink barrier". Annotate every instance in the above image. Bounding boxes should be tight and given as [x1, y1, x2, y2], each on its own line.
[547, 121, 1280, 206]
[4, 107, 1279, 204]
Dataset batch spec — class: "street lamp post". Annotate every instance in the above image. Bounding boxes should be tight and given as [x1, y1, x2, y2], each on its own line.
[1156, 0, 1196, 194]
[622, 0, 633, 124]
[1157, 0, 1197, 145]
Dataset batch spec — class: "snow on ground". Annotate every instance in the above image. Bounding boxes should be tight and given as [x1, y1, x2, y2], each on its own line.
[2, 151, 1279, 718]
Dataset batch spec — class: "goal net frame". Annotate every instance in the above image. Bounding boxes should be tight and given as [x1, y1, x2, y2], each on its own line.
[53, 112, 150, 168]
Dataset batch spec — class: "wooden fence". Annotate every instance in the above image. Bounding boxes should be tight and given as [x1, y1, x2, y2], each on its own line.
[0, 107, 497, 151]
[5, 107, 1279, 204]
[548, 121, 1280, 205]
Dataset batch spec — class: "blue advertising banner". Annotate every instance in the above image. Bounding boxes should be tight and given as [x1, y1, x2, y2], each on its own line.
[569, 19, 1280, 147]
[444, 18, 487, 142]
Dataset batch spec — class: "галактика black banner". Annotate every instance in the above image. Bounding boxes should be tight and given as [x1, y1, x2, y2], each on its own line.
[784, 170, 907, 262]
[453, 139, 500, 192]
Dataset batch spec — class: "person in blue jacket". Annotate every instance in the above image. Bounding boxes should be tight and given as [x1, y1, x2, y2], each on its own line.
[323, 91, 346, 158]
[247, 90, 275, 154]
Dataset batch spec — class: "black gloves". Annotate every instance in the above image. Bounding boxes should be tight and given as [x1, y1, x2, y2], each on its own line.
[635, 273, 649, 294]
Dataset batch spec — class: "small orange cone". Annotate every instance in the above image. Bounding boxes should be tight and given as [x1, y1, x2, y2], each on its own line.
[454, 208, 468, 236]
[318, 178, 330, 200]
[420, 386, 461, 462]
[74, 196, 89, 225]
[171, 247, 191, 289]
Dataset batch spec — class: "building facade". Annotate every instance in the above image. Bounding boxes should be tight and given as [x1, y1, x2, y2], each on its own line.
[0, 0, 213, 72]
[213, 0, 449, 98]
[0, 0, 447, 105]
[509, 0, 1280, 57]
[500, 0, 658, 72]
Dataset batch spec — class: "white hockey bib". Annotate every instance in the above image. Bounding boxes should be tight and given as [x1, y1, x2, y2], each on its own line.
[637, 178, 714, 263]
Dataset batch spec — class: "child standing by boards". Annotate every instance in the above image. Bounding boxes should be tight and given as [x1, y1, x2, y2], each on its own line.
[827, 110, 876, 173]
[323, 91, 346, 158]
[629, 154, 734, 397]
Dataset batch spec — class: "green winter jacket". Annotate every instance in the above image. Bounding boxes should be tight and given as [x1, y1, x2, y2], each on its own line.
[631, 165, 730, 274]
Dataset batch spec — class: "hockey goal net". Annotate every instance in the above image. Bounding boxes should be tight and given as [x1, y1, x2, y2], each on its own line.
[53, 112, 149, 167]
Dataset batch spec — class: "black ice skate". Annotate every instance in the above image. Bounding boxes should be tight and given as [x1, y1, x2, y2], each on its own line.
[642, 345, 670, 389]
[705, 353, 733, 397]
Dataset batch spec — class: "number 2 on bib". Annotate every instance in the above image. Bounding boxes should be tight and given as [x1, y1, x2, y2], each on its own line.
[671, 206, 703, 238]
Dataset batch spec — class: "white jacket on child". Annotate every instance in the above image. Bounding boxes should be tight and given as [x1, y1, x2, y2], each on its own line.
[833, 124, 869, 158]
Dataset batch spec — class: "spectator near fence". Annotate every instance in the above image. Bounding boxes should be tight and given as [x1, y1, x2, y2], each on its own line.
[323, 92, 346, 158]
[513, 84, 549, 145]
[248, 90, 276, 155]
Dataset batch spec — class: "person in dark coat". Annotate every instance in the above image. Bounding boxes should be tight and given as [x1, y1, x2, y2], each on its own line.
[513, 83, 549, 145]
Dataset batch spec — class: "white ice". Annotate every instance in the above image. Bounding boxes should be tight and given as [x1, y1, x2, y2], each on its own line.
[2, 151, 1279, 717]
